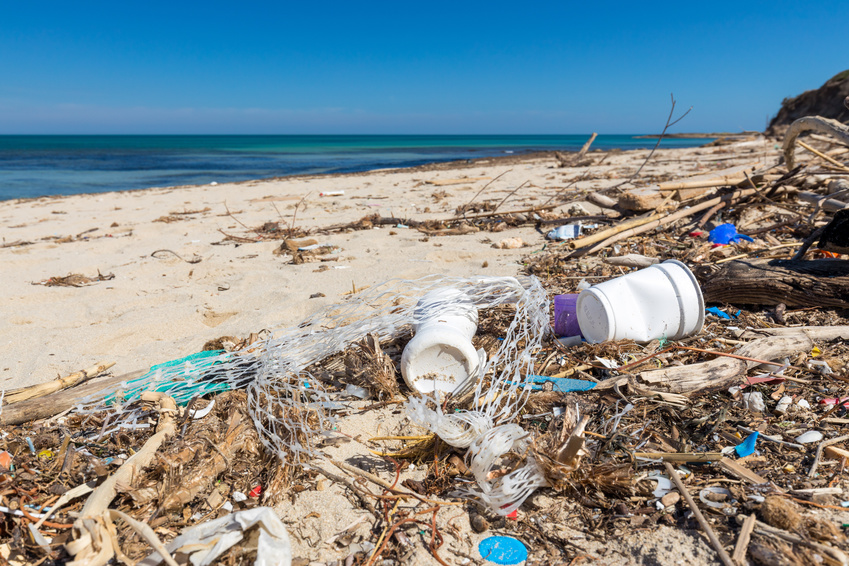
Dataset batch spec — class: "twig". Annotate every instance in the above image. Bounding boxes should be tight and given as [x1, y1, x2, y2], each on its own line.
[463, 169, 513, 211]
[612, 94, 692, 189]
[151, 249, 202, 264]
[797, 140, 849, 173]
[732, 514, 756, 565]
[491, 181, 531, 215]
[311, 463, 377, 514]
[791, 226, 826, 260]
[4, 361, 115, 405]
[664, 462, 735, 566]
[712, 242, 802, 265]
[745, 515, 849, 565]
[808, 434, 849, 478]
[569, 188, 759, 257]
[223, 201, 264, 239]
[289, 193, 310, 237]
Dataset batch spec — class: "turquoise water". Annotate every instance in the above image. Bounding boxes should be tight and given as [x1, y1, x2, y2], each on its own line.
[0, 135, 714, 201]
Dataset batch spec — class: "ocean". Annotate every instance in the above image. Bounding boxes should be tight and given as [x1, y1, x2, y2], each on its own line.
[0, 135, 715, 201]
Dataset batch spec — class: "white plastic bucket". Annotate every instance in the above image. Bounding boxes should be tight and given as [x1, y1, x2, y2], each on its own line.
[401, 289, 483, 395]
[576, 259, 705, 343]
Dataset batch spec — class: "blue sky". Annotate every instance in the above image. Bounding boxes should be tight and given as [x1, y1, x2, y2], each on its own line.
[1, 1, 847, 134]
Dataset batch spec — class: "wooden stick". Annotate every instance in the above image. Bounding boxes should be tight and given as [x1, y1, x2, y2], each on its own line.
[570, 188, 759, 257]
[664, 462, 736, 566]
[656, 175, 748, 193]
[746, 516, 849, 565]
[732, 514, 756, 565]
[713, 242, 802, 265]
[634, 452, 722, 462]
[567, 210, 666, 250]
[448, 203, 560, 221]
[797, 140, 849, 173]
[4, 361, 115, 405]
[808, 434, 849, 478]
[0, 370, 145, 426]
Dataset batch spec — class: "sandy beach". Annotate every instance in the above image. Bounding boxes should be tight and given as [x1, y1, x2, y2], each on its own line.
[10, 136, 840, 566]
[0, 140, 769, 390]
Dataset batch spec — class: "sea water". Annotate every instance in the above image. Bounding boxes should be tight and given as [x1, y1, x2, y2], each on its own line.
[0, 134, 714, 201]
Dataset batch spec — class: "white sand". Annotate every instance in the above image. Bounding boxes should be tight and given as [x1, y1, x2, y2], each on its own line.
[0, 141, 772, 390]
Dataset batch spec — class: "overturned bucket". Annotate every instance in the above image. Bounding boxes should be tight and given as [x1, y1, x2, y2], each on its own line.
[576, 259, 705, 343]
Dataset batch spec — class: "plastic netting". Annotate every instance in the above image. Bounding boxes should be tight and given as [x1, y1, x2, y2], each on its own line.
[74, 274, 551, 511]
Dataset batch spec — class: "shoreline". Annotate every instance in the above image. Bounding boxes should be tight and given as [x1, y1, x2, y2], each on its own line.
[0, 135, 722, 204]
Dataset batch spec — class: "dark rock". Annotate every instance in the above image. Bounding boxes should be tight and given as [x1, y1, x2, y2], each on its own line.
[766, 70, 849, 136]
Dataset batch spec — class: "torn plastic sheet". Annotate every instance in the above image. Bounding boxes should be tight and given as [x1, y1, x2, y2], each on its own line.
[139, 507, 291, 566]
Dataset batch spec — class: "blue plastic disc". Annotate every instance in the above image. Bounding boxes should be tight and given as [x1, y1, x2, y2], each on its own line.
[478, 536, 528, 565]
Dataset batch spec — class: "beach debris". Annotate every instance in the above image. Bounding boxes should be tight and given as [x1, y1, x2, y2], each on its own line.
[553, 293, 580, 337]
[708, 223, 754, 245]
[576, 260, 704, 343]
[7, 118, 849, 566]
[34, 270, 115, 287]
[478, 535, 528, 565]
[546, 223, 583, 241]
[140, 508, 291, 566]
[493, 236, 524, 248]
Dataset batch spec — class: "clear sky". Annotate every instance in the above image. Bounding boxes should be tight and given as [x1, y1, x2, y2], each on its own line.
[1, 1, 847, 135]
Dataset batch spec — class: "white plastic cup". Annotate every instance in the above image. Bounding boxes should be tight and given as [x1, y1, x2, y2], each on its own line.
[401, 288, 483, 395]
[576, 259, 705, 343]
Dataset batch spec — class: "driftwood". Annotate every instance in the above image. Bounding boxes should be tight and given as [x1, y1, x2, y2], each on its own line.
[783, 115, 849, 170]
[555, 133, 597, 167]
[0, 370, 144, 426]
[569, 188, 759, 257]
[617, 164, 760, 211]
[637, 326, 849, 396]
[699, 258, 849, 308]
[3, 361, 115, 405]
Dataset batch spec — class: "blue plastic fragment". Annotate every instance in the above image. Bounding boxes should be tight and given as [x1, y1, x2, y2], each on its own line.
[735, 431, 759, 457]
[478, 536, 528, 565]
[706, 307, 733, 319]
[709, 223, 754, 245]
[524, 375, 596, 393]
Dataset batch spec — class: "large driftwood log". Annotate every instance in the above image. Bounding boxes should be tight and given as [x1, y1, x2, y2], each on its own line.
[698, 258, 849, 308]
[783, 115, 849, 170]
[638, 326, 849, 396]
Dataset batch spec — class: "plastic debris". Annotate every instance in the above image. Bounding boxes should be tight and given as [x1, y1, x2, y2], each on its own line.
[553, 294, 581, 337]
[576, 260, 704, 343]
[706, 306, 739, 319]
[522, 375, 596, 393]
[478, 535, 528, 565]
[735, 431, 759, 457]
[546, 223, 582, 241]
[699, 486, 735, 513]
[140, 507, 291, 566]
[708, 223, 754, 245]
[774, 396, 793, 415]
[742, 392, 765, 413]
[795, 430, 824, 444]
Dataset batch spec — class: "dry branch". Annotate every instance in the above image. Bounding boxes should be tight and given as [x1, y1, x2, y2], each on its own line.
[3, 361, 115, 405]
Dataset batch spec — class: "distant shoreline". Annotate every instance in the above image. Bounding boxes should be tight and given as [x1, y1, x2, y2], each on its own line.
[634, 132, 757, 139]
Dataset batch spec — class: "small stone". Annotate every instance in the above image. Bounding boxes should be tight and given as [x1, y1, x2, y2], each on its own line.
[470, 513, 490, 533]
[660, 492, 680, 507]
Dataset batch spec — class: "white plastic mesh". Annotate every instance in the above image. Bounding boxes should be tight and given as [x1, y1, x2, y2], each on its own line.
[73, 275, 549, 467]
